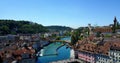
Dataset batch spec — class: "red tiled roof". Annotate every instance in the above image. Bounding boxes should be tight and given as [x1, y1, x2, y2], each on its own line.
[77, 37, 120, 55]
[13, 47, 35, 55]
[78, 42, 96, 54]
[110, 40, 120, 50]
[94, 27, 112, 33]
[77, 40, 111, 55]
[13, 50, 23, 55]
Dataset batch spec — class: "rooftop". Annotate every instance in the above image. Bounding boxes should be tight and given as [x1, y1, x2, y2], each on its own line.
[76, 37, 120, 55]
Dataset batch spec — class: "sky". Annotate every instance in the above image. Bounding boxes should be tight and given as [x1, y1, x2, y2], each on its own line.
[0, 0, 120, 28]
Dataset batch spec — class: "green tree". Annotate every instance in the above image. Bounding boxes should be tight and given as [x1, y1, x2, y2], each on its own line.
[96, 31, 101, 37]
[71, 29, 81, 45]
[0, 19, 48, 35]
[0, 25, 10, 35]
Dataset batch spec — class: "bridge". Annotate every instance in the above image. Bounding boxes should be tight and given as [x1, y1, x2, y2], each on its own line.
[49, 40, 71, 44]
[49, 40, 73, 48]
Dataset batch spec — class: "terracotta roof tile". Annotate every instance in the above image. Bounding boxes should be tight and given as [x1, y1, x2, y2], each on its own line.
[94, 27, 112, 33]
[77, 40, 111, 55]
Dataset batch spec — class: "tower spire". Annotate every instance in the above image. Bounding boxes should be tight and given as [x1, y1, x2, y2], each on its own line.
[112, 16, 118, 33]
[114, 16, 117, 22]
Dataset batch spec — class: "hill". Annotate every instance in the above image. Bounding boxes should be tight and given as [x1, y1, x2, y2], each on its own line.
[46, 26, 72, 32]
[0, 19, 48, 35]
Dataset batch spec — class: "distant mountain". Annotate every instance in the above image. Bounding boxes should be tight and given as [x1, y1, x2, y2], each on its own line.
[0, 19, 48, 35]
[46, 26, 72, 32]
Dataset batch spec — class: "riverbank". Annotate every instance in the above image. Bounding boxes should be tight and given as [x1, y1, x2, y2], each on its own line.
[37, 36, 71, 63]
[37, 42, 64, 57]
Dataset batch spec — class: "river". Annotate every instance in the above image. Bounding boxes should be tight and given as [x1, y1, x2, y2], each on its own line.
[37, 36, 71, 63]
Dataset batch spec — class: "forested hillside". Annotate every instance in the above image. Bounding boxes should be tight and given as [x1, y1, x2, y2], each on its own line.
[0, 20, 48, 35]
[46, 26, 72, 32]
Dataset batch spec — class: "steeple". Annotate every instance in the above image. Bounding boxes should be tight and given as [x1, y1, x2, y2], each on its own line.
[114, 16, 117, 23]
[112, 16, 118, 33]
[113, 16, 118, 27]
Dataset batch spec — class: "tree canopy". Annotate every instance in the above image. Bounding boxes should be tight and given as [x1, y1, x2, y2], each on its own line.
[46, 26, 72, 32]
[0, 19, 48, 35]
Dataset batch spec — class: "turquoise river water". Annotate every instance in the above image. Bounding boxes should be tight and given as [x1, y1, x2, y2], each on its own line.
[37, 37, 71, 63]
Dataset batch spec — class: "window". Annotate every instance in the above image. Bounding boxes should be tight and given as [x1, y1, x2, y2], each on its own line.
[98, 57, 99, 59]
[103, 58, 104, 60]
[112, 52, 114, 55]
[99, 57, 100, 59]
[106, 59, 107, 61]
[116, 57, 118, 59]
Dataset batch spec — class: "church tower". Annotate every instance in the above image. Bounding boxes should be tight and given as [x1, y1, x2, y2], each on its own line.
[113, 16, 118, 33]
[88, 24, 93, 35]
[114, 16, 117, 26]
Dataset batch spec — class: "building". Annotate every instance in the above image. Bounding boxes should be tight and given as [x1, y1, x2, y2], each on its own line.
[95, 54, 110, 63]
[19, 34, 32, 41]
[94, 27, 112, 35]
[0, 35, 18, 42]
[77, 42, 96, 63]
[116, 29, 120, 34]
[109, 41, 120, 63]
[76, 42, 111, 63]
[78, 51, 95, 63]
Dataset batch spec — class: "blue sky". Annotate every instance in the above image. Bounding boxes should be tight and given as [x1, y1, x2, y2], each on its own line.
[0, 0, 120, 28]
